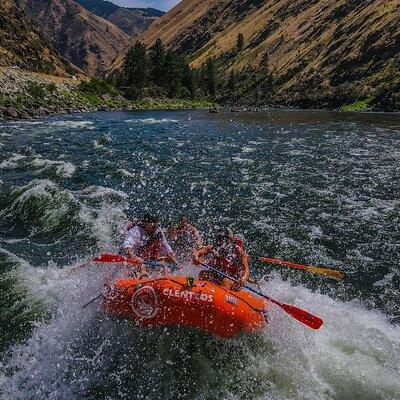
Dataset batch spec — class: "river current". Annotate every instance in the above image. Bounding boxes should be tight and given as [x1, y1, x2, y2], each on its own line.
[0, 110, 399, 399]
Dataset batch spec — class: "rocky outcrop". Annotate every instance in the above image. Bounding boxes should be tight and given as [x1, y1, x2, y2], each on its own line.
[19, 0, 132, 76]
[111, 0, 400, 110]
[0, 0, 73, 76]
[0, 67, 127, 120]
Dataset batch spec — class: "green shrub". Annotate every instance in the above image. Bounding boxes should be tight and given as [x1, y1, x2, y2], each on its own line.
[26, 81, 46, 99]
[340, 98, 371, 111]
[46, 83, 57, 93]
[78, 79, 114, 96]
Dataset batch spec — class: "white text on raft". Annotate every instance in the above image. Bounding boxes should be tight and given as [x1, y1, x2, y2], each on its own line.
[163, 288, 213, 303]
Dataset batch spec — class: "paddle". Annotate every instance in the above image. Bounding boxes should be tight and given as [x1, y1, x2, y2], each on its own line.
[82, 293, 102, 309]
[76, 253, 177, 270]
[70, 253, 141, 274]
[200, 263, 323, 330]
[92, 253, 141, 266]
[92, 253, 179, 270]
[260, 257, 345, 279]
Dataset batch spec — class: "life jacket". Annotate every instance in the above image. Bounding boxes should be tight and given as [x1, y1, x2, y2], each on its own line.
[232, 236, 244, 249]
[210, 237, 245, 278]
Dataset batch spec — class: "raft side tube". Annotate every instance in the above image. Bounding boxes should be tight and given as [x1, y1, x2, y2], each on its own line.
[102, 276, 268, 338]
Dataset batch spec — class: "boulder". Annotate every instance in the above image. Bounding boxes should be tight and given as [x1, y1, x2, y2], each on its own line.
[2, 107, 19, 119]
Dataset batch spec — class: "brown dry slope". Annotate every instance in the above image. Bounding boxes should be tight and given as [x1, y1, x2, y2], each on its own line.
[19, 0, 132, 76]
[0, 0, 72, 75]
[73, 0, 163, 37]
[106, 8, 161, 37]
[132, 0, 400, 109]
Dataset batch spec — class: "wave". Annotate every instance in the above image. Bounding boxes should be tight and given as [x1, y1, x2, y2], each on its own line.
[31, 158, 76, 178]
[124, 118, 179, 124]
[48, 121, 94, 129]
[117, 168, 136, 178]
[0, 180, 128, 242]
[74, 186, 128, 201]
[9, 121, 44, 126]
[0, 180, 80, 233]
[0, 154, 26, 170]
[0, 153, 76, 178]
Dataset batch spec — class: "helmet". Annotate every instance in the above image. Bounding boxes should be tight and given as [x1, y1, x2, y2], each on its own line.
[214, 228, 233, 245]
[142, 213, 159, 224]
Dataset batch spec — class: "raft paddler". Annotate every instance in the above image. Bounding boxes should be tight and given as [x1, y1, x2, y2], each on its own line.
[193, 228, 250, 291]
[121, 213, 177, 276]
[167, 216, 202, 262]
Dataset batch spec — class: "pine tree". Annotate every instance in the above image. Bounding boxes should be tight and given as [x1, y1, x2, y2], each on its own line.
[123, 41, 149, 97]
[237, 33, 244, 52]
[205, 58, 217, 98]
[182, 64, 197, 99]
[228, 70, 236, 92]
[163, 51, 187, 97]
[149, 38, 165, 87]
[121, 40, 200, 100]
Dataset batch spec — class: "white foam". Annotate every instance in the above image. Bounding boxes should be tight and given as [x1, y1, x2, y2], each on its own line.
[124, 118, 179, 124]
[117, 168, 136, 178]
[256, 273, 400, 400]
[309, 225, 323, 239]
[0, 153, 26, 169]
[1, 180, 77, 232]
[74, 186, 128, 200]
[49, 120, 94, 129]
[10, 121, 43, 125]
[0, 269, 398, 400]
[31, 158, 76, 178]
[241, 146, 255, 153]
[92, 139, 103, 149]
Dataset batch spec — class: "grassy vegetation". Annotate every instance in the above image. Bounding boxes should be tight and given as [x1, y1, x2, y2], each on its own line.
[0, 77, 217, 119]
[134, 98, 214, 110]
[340, 98, 371, 111]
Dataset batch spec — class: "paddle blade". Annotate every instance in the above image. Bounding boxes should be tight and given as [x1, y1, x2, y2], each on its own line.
[92, 253, 141, 266]
[271, 299, 323, 330]
[260, 257, 345, 279]
[93, 253, 127, 263]
[307, 266, 345, 279]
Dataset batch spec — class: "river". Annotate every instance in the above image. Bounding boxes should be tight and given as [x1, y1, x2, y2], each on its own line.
[0, 110, 399, 399]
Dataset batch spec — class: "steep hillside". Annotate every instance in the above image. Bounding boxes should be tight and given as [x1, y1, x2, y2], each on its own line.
[0, 0, 73, 76]
[75, 0, 163, 37]
[132, 0, 400, 109]
[19, 0, 132, 76]
[106, 8, 161, 37]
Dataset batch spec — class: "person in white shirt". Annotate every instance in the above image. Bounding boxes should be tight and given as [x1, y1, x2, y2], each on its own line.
[121, 213, 177, 277]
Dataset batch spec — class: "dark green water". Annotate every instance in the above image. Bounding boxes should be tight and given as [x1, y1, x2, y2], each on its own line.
[0, 110, 399, 399]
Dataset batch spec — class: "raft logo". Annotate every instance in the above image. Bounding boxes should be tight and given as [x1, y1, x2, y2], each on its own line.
[163, 288, 213, 303]
[131, 286, 158, 319]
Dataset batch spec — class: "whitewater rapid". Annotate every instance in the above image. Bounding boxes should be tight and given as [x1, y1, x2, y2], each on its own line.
[1, 111, 399, 399]
[0, 252, 399, 400]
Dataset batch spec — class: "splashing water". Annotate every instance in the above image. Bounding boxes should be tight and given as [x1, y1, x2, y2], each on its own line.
[0, 110, 399, 399]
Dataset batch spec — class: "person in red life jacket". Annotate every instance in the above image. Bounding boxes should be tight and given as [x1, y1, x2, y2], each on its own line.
[167, 216, 202, 262]
[121, 213, 177, 277]
[193, 228, 249, 291]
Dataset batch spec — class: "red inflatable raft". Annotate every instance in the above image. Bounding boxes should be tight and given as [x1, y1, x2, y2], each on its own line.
[102, 275, 268, 337]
